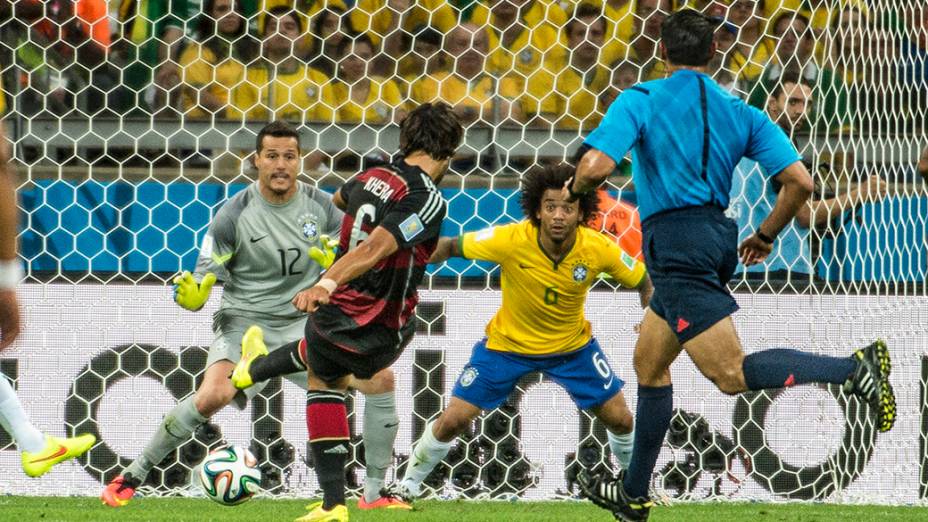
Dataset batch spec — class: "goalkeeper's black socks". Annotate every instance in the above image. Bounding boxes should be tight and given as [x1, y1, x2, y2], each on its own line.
[249, 339, 306, 383]
[306, 390, 349, 510]
[623, 384, 672, 498]
[742, 348, 856, 390]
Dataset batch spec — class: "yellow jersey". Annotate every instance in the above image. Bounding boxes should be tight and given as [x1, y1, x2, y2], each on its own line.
[349, 0, 456, 47]
[556, 0, 636, 66]
[460, 220, 646, 356]
[410, 71, 521, 115]
[178, 43, 246, 118]
[227, 62, 330, 122]
[320, 77, 404, 124]
[470, 0, 567, 29]
[522, 63, 611, 130]
[484, 22, 565, 84]
[257, 0, 348, 35]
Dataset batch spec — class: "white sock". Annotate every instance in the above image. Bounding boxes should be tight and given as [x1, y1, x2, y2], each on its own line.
[400, 420, 453, 496]
[0, 375, 46, 453]
[608, 430, 634, 470]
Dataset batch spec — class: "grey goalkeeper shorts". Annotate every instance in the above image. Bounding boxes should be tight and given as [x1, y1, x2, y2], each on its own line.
[208, 309, 308, 408]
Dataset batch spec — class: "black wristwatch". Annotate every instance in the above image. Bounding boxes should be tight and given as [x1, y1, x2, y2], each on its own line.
[756, 230, 775, 244]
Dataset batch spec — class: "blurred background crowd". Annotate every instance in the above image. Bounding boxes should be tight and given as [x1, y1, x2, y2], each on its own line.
[0, 0, 924, 137]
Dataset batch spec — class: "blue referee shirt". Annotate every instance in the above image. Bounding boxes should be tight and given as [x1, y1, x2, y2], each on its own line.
[585, 69, 801, 221]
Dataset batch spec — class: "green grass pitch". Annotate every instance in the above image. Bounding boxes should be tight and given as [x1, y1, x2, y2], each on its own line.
[1, 497, 925, 522]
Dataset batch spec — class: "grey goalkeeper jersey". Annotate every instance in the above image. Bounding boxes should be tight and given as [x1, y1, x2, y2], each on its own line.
[194, 181, 343, 319]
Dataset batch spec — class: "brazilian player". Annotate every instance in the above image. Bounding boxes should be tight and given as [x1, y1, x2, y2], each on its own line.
[386, 164, 652, 502]
[101, 121, 402, 510]
[569, 11, 895, 521]
[0, 125, 95, 477]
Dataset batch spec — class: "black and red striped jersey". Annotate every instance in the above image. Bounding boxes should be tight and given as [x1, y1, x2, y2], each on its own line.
[326, 158, 446, 331]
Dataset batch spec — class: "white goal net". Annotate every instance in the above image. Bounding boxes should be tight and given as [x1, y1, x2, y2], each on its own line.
[0, 0, 925, 505]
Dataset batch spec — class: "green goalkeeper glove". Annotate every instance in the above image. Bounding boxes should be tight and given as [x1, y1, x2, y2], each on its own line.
[308, 235, 339, 270]
[173, 271, 216, 311]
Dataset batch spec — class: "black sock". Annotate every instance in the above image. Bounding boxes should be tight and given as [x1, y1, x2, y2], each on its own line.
[624, 384, 673, 498]
[249, 339, 305, 383]
[742, 348, 856, 390]
[307, 390, 349, 510]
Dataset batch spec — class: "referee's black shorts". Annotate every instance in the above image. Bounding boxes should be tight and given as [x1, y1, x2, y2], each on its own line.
[642, 205, 740, 344]
[304, 304, 415, 383]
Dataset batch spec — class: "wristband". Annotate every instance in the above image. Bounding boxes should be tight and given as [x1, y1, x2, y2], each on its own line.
[316, 278, 338, 294]
[756, 231, 775, 244]
[0, 259, 22, 290]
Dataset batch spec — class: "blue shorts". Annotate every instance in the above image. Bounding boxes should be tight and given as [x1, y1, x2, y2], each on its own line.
[642, 205, 740, 344]
[452, 337, 624, 411]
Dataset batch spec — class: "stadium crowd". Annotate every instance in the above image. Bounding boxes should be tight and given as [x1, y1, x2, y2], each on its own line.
[0, 0, 924, 136]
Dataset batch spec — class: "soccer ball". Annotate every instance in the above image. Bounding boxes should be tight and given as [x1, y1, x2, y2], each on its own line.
[198, 445, 262, 506]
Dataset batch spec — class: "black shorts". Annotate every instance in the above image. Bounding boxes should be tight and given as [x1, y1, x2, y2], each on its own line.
[304, 304, 415, 382]
[643, 205, 740, 343]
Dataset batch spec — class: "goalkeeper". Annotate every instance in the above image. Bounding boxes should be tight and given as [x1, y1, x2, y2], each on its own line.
[102, 121, 402, 510]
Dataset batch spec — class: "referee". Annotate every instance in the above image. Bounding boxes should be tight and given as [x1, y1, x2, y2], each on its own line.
[566, 10, 896, 521]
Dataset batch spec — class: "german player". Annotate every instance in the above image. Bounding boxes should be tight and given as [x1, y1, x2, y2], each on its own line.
[568, 11, 896, 521]
[101, 121, 400, 510]
[387, 164, 652, 503]
[0, 125, 95, 477]
[230, 102, 464, 522]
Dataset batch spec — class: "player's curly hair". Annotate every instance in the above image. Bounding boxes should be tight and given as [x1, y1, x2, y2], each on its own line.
[399, 102, 464, 161]
[520, 164, 599, 227]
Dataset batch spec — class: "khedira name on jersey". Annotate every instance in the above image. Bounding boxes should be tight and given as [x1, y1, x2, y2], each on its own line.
[364, 177, 395, 202]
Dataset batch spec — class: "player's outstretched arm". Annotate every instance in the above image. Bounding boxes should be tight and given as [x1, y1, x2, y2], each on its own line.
[740, 161, 813, 266]
[795, 175, 888, 230]
[427, 236, 461, 264]
[293, 226, 399, 312]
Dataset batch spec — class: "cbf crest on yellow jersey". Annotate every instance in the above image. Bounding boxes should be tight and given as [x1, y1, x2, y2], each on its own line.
[460, 220, 646, 356]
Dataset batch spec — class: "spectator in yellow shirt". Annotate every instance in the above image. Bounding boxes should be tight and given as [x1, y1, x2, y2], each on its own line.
[396, 27, 447, 99]
[322, 35, 407, 124]
[179, 0, 256, 119]
[306, 6, 350, 76]
[257, 0, 349, 58]
[761, 0, 867, 37]
[473, 0, 565, 87]
[470, 0, 567, 27]
[725, 0, 773, 82]
[410, 23, 523, 125]
[827, 4, 868, 84]
[557, 0, 637, 66]
[228, 7, 330, 122]
[627, 0, 673, 80]
[598, 59, 640, 111]
[349, 0, 456, 72]
[522, 4, 612, 131]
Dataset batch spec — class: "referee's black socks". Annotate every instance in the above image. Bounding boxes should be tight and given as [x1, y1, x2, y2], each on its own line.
[742, 348, 856, 390]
